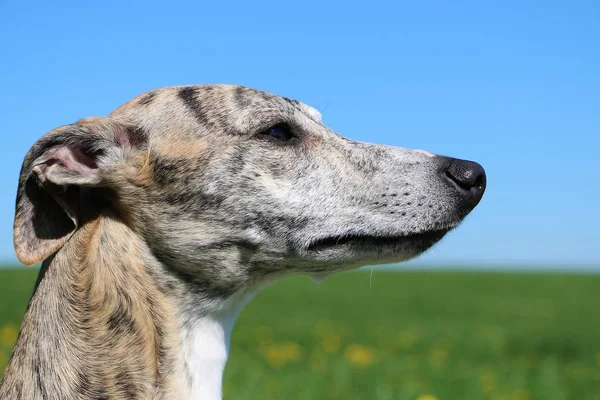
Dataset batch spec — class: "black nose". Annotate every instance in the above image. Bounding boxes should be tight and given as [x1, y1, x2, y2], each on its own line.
[442, 158, 486, 204]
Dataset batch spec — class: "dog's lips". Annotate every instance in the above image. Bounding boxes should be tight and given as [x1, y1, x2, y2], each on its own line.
[305, 230, 450, 253]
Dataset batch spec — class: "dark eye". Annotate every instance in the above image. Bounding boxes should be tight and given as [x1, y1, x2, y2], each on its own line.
[261, 123, 294, 141]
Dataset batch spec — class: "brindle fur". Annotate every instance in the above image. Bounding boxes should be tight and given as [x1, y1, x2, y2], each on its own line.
[1, 85, 485, 399]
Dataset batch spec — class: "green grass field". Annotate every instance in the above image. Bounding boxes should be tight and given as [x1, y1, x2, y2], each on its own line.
[1, 268, 599, 399]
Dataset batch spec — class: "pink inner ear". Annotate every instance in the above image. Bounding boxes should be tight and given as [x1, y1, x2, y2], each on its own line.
[70, 147, 98, 168]
[46, 146, 97, 171]
[33, 145, 101, 186]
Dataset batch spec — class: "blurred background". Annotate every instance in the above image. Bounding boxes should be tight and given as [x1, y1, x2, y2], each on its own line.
[0, 1, 598, 399]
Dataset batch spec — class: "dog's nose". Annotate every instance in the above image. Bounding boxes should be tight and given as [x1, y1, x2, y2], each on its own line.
[442, 158, 486, 205]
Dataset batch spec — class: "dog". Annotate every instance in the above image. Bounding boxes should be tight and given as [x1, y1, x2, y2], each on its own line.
[0, 85, 486, 399]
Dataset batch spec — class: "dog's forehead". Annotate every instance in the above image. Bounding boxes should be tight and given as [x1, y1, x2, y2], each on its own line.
[228, 85, 322, 122]
[111, 85, 324, 142]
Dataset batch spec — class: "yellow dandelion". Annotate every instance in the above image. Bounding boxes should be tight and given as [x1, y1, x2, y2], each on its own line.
[262, 341, 302, 368]
[280, 342, 302, 361]
[480, 371, 496, 395]
[416, 395, 438, 400]
[344, 344, 376, 367]
[595, 352, 600, 369]
[512, 388, 531, 400]
[428, 347, 449, 369]
[1, 325, 18, 348]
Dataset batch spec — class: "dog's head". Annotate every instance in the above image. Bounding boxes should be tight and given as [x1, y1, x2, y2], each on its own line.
[14, 85, 485, 294]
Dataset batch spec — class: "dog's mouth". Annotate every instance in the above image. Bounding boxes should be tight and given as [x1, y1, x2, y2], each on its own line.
[306, 229, 450, 253]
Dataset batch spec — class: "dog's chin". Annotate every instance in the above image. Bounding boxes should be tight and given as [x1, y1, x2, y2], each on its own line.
[304, 229, 451, 270]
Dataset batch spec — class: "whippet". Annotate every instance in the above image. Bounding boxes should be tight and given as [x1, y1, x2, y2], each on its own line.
[0, 85, 486, 399]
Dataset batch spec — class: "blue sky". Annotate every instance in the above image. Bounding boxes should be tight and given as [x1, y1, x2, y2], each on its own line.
[0, 1, 598, 267]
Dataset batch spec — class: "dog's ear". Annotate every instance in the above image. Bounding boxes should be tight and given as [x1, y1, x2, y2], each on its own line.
[13, 118, 147, 265]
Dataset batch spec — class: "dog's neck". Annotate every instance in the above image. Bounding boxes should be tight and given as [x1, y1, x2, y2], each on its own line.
[180, 291, 251, 399]
[0, 214, 250, 400]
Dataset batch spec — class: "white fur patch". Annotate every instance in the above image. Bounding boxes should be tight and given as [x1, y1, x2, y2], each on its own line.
[299, 102, 323, 123]
[181, 292, 254, 400]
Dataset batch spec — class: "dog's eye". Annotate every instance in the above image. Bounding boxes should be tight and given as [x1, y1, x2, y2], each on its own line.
[261, 124, 294, 141]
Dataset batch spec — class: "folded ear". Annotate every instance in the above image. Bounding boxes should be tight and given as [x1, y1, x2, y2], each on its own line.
[13, 119, 146, 265]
